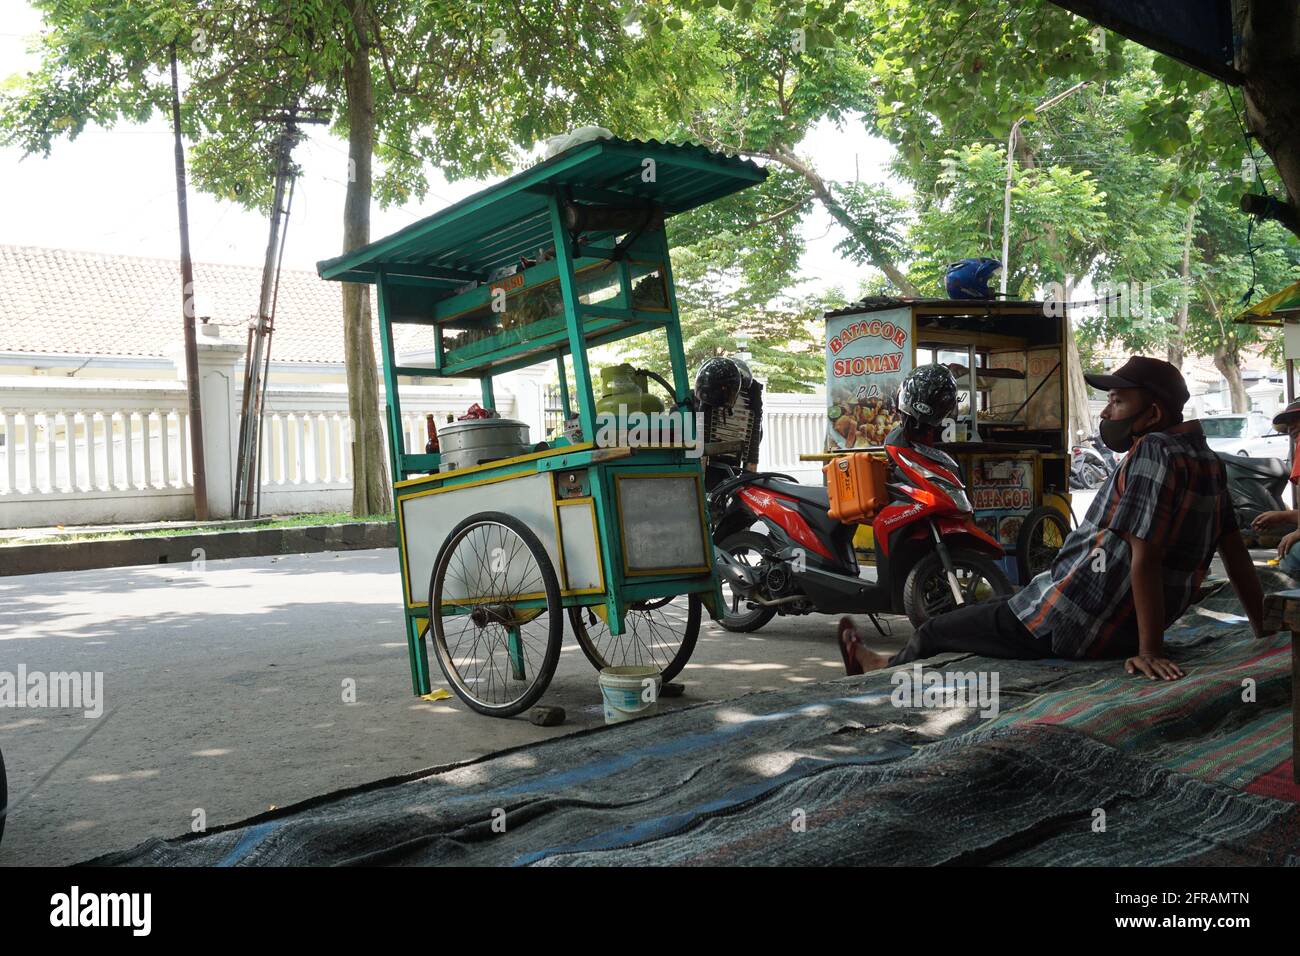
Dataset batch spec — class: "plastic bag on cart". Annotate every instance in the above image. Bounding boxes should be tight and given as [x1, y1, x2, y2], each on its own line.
[543, 126, 613, 158]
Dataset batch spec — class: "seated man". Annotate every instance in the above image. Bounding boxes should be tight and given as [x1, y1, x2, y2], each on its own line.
[1248, 399, 1300, 571]
[840, 356, 1265, 681]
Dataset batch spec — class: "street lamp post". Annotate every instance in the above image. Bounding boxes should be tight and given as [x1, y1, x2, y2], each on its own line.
[1000, 81, 1091, 296]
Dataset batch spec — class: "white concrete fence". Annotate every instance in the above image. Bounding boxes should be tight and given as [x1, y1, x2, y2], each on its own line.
[0, 377, 522, 529]
[0, 347, 825, 530]
[758, 393, 829, 484]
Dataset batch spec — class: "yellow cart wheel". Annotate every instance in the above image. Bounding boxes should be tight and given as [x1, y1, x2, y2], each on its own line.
[1015, 506, 1070, 586]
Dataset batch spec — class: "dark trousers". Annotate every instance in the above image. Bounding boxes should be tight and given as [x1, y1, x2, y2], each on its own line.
[888, 596, 1050, 666]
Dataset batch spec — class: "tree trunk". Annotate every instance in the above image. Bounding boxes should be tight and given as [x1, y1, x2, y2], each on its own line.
[1239, 0, 1300, 241]
[769, 146, 921, 296]
[1168, 202, 1196, 368]
[1061, 276, 1094, 443]
[342, 0, 391, 517]
[1212, 342, 1249, 413]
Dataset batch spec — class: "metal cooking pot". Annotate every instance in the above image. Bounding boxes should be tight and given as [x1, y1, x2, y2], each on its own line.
[438, 418, 531, 472]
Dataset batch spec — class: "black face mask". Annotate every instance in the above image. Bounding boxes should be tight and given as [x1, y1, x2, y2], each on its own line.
[1098, 407, 1155, 453]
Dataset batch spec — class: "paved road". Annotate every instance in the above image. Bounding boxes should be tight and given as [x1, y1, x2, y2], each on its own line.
[0, 549, 915, 866]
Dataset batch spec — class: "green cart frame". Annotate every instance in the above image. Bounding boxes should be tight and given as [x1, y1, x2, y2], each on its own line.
[318, 138, 766, 716]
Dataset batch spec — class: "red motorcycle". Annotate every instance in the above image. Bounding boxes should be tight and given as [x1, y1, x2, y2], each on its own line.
[709, 431, 1013, 633]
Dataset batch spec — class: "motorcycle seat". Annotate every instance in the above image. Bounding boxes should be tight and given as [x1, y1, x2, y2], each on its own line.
[758, 478, 831, 509]
[1217, 452, 1288, 479]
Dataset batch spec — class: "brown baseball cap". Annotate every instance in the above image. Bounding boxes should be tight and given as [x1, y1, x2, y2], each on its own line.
[1084, 356, 1190, 414]
[1273, 399, 1300, 429]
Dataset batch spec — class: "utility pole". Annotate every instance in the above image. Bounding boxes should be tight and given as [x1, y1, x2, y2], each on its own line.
[234, 118, 298, 519]
[1000, 80, 1091, 295]
[170, 43, 209, 520]
[233, 108, 328, 518]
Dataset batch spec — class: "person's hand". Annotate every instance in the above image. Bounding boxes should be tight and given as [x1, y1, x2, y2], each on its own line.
[1277, 528, 1300, 560]
[1125, 655, 1185, 680]
[1252, 510, 1293, 531]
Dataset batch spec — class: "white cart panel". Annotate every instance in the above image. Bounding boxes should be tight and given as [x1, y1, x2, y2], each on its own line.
[558, 501, 602, 591]
[399, 472, 558, 606]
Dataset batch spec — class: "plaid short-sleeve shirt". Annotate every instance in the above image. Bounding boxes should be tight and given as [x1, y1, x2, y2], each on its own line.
[1007, 421, 1235, 659]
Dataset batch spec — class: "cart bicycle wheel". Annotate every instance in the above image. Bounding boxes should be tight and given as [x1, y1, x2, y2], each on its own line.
[568, 594, 701, 683]
[1016, 506, 1070, 585]
[428, 512, 562, 717]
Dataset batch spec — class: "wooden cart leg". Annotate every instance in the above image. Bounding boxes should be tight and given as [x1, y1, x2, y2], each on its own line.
[605, 594, 629, 637]
[407, 615, 433, 697]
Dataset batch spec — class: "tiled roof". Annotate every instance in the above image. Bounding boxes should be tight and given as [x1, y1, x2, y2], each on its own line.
[0, 245, 420, 365]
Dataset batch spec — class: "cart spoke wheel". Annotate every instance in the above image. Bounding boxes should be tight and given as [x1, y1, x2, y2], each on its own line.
[568, 594, 701, 684]
[1015, 507, 1071, 586]
[430, 512, 562, 717]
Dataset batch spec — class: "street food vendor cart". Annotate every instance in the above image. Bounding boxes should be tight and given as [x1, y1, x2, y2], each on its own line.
[317, 138, 766, 717]
[815, 297, 1075, 584]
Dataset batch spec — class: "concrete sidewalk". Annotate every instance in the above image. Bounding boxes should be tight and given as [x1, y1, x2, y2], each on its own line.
[0, 548, 902, 865]
[0, 519, 395, 576]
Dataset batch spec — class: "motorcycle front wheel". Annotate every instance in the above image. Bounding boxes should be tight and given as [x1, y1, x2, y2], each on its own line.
[902, 548, 1014, 629]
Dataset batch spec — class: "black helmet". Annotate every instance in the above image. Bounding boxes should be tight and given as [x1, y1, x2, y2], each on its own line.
[897, 364, 958, 427]
[731, 357, 753, 391]
[695, 357, 742, 410]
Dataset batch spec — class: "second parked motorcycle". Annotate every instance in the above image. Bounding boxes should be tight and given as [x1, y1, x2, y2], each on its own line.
[1070, 434, 1118, 489]
[1218, 451, 1289, 538]
[708, 365, 1013, 633]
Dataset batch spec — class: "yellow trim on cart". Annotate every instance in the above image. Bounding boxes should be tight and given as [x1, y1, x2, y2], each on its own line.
[393, 442, 596, 490]
[547, 478, 571, 593]
[554, 494, 605, 594]
[439, 591, 549, 606]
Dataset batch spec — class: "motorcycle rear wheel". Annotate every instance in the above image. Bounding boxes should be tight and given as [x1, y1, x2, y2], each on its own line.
[902, 548, 1014, 629]
[715, 531, 778, 633]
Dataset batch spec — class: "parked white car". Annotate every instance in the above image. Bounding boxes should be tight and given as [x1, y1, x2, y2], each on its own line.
[1200, 412, 1290, 460]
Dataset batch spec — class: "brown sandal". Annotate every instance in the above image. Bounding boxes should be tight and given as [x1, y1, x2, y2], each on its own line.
[837, 616, 865, 676]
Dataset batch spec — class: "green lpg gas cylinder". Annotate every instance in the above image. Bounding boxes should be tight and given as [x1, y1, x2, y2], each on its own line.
[596, 363, 664, 415]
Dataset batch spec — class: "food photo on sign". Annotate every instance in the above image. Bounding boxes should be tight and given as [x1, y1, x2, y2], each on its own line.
[825, 306, 913, 450]
[970, 458, 1035, 548]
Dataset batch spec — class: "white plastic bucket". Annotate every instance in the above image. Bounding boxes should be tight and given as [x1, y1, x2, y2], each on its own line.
[598, 665, 662, 725]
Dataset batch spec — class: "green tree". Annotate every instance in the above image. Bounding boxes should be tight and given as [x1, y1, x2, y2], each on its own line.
[1184, 198, 1300, 411]
[2, 0, 637, 515]
[624, 1, 918, 294]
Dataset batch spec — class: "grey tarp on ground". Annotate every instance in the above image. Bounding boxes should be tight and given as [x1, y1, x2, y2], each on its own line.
[88, 580, 1299, 866]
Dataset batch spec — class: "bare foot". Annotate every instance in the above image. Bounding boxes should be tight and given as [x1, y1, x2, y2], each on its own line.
[854, 643, 891, 673]
[838, 617, 892, 674]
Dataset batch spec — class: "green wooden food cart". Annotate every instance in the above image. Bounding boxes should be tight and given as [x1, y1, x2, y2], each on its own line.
[317, 138, 766, 716]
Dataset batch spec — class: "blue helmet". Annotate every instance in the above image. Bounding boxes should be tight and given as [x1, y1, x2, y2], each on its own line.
[944, 257, 1002, 299]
